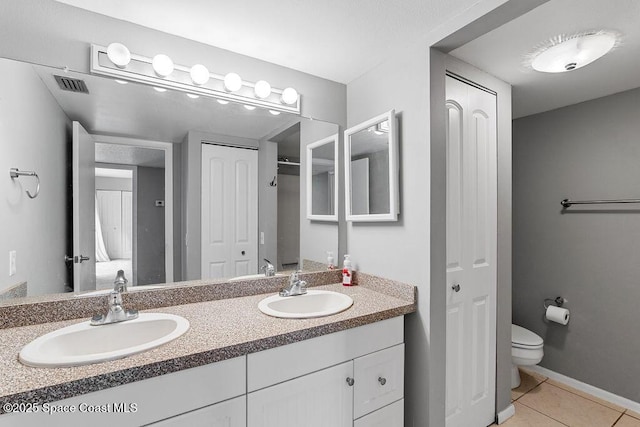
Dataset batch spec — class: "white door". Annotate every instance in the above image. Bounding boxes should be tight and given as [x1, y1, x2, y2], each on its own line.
[72, 121, 96, 292]
[121, 191, 133, 259]
[445, 76, 497, 427]
[351, 158, 370, 215]
[201, 144, 258, 279]
[247, 361, 353, 427]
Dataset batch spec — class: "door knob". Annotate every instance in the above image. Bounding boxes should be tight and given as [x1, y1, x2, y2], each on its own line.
[79, 255, 90, 263]
[451, 283, 461, 292]
[65, 255, 76, 263]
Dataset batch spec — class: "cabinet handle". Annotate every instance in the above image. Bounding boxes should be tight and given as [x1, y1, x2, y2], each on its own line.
[346, 377, 355, 386]
[378, 377, 387, 386]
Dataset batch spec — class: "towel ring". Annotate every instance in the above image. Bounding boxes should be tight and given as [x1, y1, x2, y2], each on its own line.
[9, 168, 40, 199]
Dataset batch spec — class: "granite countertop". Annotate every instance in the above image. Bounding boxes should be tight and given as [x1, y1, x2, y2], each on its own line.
[0, 280, 415, 410]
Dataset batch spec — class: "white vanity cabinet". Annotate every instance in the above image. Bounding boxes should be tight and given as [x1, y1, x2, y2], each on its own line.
[246, 316, 405, 427]
[150, 395, 246, 427]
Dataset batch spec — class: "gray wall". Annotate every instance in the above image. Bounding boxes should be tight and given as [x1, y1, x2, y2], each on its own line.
[299, 120, 340, 265]
[277, 174, 301, 267]
[0, 59, 70, 295]
[95, 177, 132, 191]
[136, 167, 166, 285]
[513, 87, 640, 402]
[258, 141, 278, 268]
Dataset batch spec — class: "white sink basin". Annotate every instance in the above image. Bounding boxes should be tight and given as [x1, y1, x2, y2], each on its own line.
[75, 285, 164, 298]
[258, 290, 353, 319]
[228, 273, 285, 282]
[19, 313, 189, 368]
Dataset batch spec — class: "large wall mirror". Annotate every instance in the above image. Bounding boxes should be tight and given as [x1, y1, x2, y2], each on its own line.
[0, 55, 340, 303]
[306, 134, 339, 221]
[344, 110, 399, 222]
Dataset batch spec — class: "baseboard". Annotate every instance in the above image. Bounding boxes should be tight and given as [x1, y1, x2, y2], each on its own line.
[527, 365, 640, 413]
[497, 404, 515, 424]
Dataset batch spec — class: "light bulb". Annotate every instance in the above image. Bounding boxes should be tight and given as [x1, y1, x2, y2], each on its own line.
[217, 99, 229, 105]
[531, 32, 617, 73]
[153, 87, 167, 92]
[254, 80, 271, 99]
[190, 64, 210, 85]
[224, 73, 243, 92]
[244, 105, 256, 111]
[281, 87, 298, 105]
[269, 110, 281, 116]
[187, 93, 199, 99]
[152, 54, 174, 77]
[106, 43, 131, 68]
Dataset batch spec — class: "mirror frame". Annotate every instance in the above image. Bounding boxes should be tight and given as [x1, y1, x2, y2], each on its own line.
[344, 109, 399, 222]
[306, 133, 339, 221]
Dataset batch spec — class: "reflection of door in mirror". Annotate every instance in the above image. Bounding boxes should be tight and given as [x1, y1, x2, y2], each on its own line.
[201, 144, 258, 279]
[349, 127, 390, 215]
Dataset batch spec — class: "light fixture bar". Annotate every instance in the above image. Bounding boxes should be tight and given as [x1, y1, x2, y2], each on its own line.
[90, 44, 301, 114]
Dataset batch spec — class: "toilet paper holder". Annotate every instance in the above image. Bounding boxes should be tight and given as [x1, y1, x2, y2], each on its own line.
[544, 296, 567, 310]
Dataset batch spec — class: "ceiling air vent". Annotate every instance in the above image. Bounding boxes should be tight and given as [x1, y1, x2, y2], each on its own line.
[54, 75, 89, 94]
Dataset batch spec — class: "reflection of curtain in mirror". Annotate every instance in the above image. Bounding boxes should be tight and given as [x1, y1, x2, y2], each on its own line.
[95, 195, 110, 263]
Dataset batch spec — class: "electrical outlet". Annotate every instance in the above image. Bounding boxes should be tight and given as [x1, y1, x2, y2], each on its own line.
[260, 232, 265, 245]
[9, 251, 16, 276]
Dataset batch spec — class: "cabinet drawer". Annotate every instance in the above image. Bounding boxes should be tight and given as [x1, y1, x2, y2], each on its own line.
[354, 399, 404, 427]
[354, 344, 404, 418]
[149, 395, 246, 427]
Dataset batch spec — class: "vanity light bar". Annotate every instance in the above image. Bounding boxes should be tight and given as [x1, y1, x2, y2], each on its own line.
[90, 44, 301, 115]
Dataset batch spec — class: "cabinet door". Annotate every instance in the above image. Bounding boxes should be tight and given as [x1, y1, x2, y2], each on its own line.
[150, 395, 246, 427]
[354, 344, 404, 418]
[354, 399, 404, 427]
[248, 361, 353, 427]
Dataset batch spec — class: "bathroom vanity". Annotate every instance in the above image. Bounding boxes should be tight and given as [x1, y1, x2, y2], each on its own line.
[0, 271, 414, 427]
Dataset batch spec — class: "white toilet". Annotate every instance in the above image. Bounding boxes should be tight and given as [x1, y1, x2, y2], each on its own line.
[511, 324, 544, 389]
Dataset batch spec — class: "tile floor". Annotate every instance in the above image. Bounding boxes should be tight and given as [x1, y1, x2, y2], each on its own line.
[496, 369, 640, 426]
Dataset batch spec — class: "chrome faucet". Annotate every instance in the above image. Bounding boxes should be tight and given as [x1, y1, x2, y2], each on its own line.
[261, 259, 276, 277]
[90, 270, 138, 326]
[113, 269, 128, 292]
[279, 271, 307, 297]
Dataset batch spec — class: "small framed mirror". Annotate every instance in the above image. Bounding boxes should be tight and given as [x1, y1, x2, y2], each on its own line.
[306, 133, 339, 221]
[344, 110, 398, 222]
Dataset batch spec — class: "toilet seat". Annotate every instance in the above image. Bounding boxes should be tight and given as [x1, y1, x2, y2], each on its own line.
[512, 324, 543, 349]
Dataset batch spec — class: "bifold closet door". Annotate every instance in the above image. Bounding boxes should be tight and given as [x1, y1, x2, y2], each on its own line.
[201, 143, 258, 279]
[445, 75, 497, 427]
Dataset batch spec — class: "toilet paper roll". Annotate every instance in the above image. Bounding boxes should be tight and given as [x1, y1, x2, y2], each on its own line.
[546, 305, 570, 325]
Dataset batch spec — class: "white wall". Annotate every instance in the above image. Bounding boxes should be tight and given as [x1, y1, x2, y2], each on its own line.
[0, 59, 70, 295]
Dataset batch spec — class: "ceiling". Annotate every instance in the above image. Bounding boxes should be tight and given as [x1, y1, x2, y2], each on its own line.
[30, 61, 300, 143]
[54, 0, 479, 84]
[451, 0, 640, 118]
[95, 144, 165, 168]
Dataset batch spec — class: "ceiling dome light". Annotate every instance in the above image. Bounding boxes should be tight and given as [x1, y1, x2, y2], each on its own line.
[152, 54, 174, 77]
[217, 99, 229, 105]
[244, 105, 256, 111]
[531, 32, 617, 73]
[190, 64, 210, 85]
[224, 73, 243, 92]
[187, 93, 200, 99]
[106, 43, 131, 68]
[254, 80, 272, 99]
[269, 110, 281, 116]
[281, 87, 298, 105]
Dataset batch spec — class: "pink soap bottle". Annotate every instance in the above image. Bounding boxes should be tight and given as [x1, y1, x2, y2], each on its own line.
[342, 254, 353, 286]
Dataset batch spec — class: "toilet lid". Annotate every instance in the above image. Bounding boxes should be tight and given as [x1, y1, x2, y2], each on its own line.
[512, 324, 543, 348]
